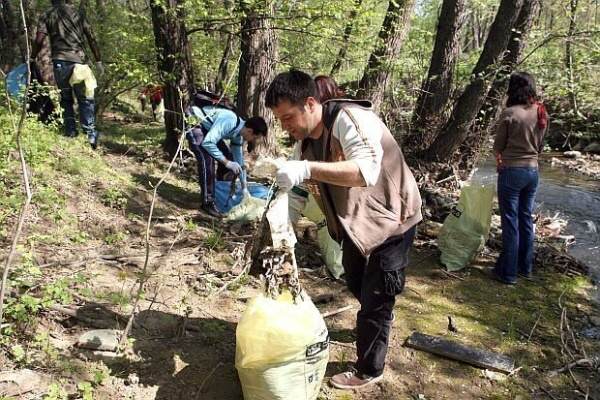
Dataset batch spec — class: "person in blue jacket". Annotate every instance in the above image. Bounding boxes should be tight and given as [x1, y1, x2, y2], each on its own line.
[186, 105, 268, 217]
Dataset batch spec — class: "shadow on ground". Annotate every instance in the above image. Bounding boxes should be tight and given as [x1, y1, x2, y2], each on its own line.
[130, 173, 200, 212]
[70, 303, 241, 400]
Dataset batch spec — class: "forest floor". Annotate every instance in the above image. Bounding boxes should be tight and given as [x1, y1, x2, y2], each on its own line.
[1, 113, 599, 400]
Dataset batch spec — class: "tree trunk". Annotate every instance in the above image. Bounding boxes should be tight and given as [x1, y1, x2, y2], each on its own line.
[0, 0, 22, 72]
[409, 0, 466, 150]
[456, 0, 540, 171]
[479, 0, 540, 129]
[330, 0, 363, 77]
[214, 33, 234, 93]
[357, 0, 416, 111]
[565, 0, 579, 113]
[150, 0, 195, 158]
[237, 1, 278, 154]
[423, 0, 524, 162]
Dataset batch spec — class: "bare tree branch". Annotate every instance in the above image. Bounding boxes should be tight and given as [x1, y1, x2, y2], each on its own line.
[0, 0, 33, 326]
[118, 59, 241, 350]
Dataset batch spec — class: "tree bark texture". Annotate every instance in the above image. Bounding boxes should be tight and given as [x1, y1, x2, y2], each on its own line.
[237, 1, 278, 154]
[150, 0, 195, 158]
[565, 0, 579, 113]
[214, 33, 234, 93]
[480, 0, 540, 129]
[456, 0, 540, 171]
[424, 0, 525, 162]
[330, 0, 364, 77]
[0, 0, 23, 72]
[357, 0, 416, 111]
[409, 0, 466, 151]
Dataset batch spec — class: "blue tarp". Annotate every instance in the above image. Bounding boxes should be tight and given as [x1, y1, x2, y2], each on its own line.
[6, 63, 28, 99]
[214, 181, 271, 213]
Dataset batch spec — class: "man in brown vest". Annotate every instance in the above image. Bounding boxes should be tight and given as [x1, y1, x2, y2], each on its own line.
[266, 70, 422, 389]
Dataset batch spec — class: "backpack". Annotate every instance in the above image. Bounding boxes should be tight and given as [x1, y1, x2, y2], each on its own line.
[191, 89, 241, 130]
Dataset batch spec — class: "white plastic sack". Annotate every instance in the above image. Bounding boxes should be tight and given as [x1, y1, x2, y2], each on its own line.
[266, 192, 297, 248]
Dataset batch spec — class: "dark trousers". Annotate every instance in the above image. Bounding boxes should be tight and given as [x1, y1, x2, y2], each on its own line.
[342, 225, 416, 377]
[53, 60, 97, 143]
[495, 167, 539, 282]
[186, 128, 232, 206]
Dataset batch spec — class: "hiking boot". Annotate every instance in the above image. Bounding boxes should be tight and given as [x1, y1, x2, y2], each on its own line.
[330, 371, 383, 390]
[202, 202, 224, 218]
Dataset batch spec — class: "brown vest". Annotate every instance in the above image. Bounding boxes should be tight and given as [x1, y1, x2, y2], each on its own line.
[301, 101, 422, 256]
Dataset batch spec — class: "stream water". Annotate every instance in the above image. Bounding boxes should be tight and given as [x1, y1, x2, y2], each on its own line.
[471, 156, 600, 289]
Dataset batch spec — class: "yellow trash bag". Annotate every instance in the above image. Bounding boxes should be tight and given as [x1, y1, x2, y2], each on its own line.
[69, 64, 97, 99]
[303, 195, 343, 279]
[236, 291, 329, 400]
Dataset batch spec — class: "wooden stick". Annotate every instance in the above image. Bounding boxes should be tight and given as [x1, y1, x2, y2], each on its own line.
[330, 340, 356, 349]
[440, 269, 465, 281]
[539, 387, 559, 400]
[548, 357, 599, 376]
[527, 313, 542, 342]
[195, 361, 223, 399]
[118, 95, 188, 351]
[322, 305, 354, 318]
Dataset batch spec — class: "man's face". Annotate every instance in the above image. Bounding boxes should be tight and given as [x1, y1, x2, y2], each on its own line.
[271, 98, 316, 141]
[241, 128, 258, 143]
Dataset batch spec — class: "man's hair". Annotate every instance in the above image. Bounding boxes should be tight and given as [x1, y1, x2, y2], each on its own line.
[245, 116, 268, 137]
[265, 69, 317, 108]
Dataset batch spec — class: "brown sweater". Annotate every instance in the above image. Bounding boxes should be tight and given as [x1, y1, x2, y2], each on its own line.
[493, 104, 547, 168]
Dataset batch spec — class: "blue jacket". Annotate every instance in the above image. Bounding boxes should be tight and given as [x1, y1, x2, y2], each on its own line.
[189, 105, 246, 179]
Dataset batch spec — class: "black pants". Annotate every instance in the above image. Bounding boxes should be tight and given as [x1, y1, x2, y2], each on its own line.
[342, 225, 416, 377]
[187, 128, 233, 206]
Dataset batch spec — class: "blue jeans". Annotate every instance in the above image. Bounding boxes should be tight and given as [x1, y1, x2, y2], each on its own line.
[53, 60, 98, 143]
[495, 167, 539, 283]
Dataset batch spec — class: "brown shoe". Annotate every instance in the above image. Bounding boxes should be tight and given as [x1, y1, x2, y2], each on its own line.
[330, 371, 383, 390]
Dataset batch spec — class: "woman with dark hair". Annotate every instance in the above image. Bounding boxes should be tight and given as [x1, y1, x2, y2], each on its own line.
[314, 75, 345, 102]
[492, 71, 548, 284]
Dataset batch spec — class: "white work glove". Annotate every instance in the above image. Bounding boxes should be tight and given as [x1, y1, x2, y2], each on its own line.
[276, 160, 311, 192]
[95, 61, 105, 76]
[225, 160, 242, 175]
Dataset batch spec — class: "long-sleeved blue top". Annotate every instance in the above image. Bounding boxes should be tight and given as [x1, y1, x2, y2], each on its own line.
[189, 105, 246, 173]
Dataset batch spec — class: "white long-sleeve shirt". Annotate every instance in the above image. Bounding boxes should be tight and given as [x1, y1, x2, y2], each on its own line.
[293, 106, 384, 186]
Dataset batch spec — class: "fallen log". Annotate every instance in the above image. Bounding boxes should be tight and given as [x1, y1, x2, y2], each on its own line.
[405, 332, 515, 373]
